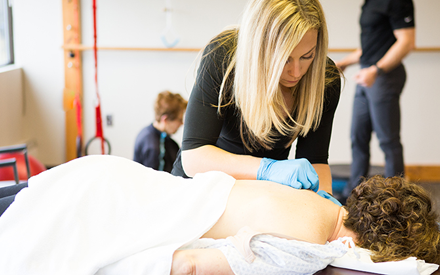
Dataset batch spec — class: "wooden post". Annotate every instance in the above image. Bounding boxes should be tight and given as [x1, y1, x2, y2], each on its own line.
[62, 0, 83, 161]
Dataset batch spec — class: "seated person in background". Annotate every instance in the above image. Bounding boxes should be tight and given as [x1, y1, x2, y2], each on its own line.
[0, 156, 438, 274]
[134, 91, 187, 172]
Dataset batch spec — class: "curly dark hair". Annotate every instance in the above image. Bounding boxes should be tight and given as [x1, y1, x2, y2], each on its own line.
[344, 175, 440, 264]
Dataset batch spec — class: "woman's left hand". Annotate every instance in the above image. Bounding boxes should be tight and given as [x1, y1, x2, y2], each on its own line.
[317, 190, 342, 206]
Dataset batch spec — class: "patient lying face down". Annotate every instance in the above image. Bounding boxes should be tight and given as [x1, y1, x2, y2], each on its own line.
[172, 175, 440, 274]
[0, 155, 438, 274]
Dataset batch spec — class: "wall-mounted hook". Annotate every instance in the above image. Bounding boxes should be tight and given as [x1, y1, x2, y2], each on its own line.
[161, 0, 180, 48]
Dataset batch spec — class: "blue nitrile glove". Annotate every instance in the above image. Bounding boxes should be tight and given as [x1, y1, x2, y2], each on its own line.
[317, 190, 342, 206]
[257, 158, 319, 191]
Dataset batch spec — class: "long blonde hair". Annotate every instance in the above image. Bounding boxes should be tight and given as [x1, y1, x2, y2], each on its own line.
[209, 0, 334, 151]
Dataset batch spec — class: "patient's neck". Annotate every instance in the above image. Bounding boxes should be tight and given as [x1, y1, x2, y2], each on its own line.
[329, 207, 357, 244]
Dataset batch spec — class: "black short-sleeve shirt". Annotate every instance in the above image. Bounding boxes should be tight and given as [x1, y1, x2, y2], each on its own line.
[360, 0, 415, 66]
[171, 38, 341, 177]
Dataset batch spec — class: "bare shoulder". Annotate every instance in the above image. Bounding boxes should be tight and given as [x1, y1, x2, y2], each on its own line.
[206, 180, 341, 244]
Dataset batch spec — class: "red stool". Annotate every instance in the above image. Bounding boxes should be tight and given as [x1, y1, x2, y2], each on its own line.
[0, 144, 46, 184]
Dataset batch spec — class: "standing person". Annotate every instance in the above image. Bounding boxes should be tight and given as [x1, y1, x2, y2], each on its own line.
[134, 91, 187, 173]
[171, 0, 342, 194]
[335, 0, 415, 201]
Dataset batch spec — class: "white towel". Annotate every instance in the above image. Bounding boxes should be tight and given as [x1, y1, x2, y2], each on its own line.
[0, 155, 236, 275]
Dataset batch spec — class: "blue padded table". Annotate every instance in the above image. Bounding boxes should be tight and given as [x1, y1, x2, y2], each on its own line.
[316, 266, 440, 275]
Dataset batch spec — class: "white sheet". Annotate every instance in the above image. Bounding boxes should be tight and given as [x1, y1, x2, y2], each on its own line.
[0, 155, 236, 274]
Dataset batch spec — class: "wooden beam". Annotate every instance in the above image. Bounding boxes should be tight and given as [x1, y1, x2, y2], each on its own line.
[61, 45, 440, 52]
[62, 0, 83, 162]
[62, 45, 201, 52]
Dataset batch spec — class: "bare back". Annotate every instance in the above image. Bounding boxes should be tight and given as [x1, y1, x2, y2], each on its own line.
[202, 180, 343, 244]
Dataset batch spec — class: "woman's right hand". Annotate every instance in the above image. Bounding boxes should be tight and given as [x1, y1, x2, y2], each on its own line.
[257, 158, 319, 191]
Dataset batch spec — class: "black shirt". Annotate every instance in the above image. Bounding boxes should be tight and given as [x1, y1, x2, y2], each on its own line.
[172, 37, 341, 177]
[360, 0, 415, 66]
[133, 124, 180, 173]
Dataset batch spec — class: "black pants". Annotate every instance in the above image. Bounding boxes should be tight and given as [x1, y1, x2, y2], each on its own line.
[343, 64, 406, 197]
[0, 183, 28, 216]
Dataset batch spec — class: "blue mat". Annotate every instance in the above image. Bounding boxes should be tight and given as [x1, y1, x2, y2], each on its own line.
[332, 179, 347, 194]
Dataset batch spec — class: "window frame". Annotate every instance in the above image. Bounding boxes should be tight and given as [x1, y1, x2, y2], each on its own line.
[0, 0, 14, 67]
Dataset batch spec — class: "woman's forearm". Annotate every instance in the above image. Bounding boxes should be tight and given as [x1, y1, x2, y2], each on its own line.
[181, 145, 261, 179]
[312, 163, 332, 194]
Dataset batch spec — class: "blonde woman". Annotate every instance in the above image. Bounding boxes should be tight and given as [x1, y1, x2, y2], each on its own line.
[172, 0, 341, 195]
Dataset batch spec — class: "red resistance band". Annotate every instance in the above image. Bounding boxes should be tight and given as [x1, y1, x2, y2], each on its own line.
[93, 0, 105, 154]
[73, 0, 83, 157]
[75, 95, 82, 137]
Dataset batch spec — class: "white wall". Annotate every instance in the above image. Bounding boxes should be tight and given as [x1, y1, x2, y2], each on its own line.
[323, 0, 440, 165]
[79, 0, 247, 158]
[7, 0, 65, 164]
[3, 0, 440, 166]
[0, 66, 23, 146]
